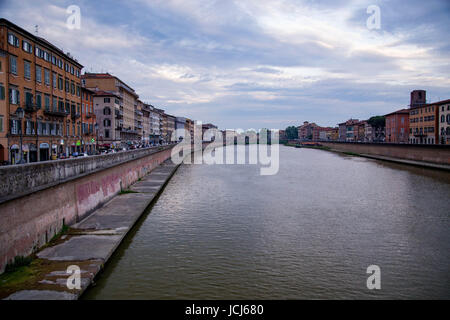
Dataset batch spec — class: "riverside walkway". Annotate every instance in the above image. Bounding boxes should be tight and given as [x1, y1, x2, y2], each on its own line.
[2, 160, 179, 300]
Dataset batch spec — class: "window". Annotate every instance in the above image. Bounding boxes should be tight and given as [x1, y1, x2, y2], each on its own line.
[71, 66, 74, 75]
[42, 122, 48, 135]
[71, 82, 75, 94]
[36, 93, 42, 108]
[44, 95, 50, 110]
[65, 80, 69, 92]
[76, 86, 80, 97]
[0, 115, 3, 132]
[52, 55, 57, 65]
[447, 114, 450, 124]
[65, 63, 69, 72]
[53, 72, 57, 88]
[52, 96, 57, 111]
[44, 51, 50, 62]
[9, 87, 20, 105]
[103, 107, 111, 115]
[44, 69, 50, 85]
[25, 91, 33, 107]
[0, 83, 5, 100]
[105, 129, 110, 138]
[58, 77, 63, 90]
[58, 59, 63, 69]
[104, 98, 110, 103]
[22, 40, 32, 53]
[10, 119, 21, 135]
[8, 33, 19, 47]
[23, 60, 31, 79]
[36, 65, 42, 83]
[10, 56, 17, 75]
[442, 115, 445, 123]
[25, 120, 35, 135]
[104, 119, 111, 127]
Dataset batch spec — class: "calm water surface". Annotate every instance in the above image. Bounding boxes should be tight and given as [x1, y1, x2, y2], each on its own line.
[84, 146, 450, 299]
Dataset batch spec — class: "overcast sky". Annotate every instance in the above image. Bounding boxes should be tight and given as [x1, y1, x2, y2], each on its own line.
[1, 0, 449, 129]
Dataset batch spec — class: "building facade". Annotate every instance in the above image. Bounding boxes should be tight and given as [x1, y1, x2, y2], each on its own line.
[385, 109, 409, 143]
[92, 90, 122, 148]
[81, 87, 96, 154]
[1, 18, 84, 163]
[297, 121, 318, 141]
[436, 100, 450, 145]
[82, 72, 140, 144]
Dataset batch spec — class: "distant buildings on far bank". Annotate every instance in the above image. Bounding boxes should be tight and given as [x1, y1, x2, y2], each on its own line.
[283, 90, 450, 145]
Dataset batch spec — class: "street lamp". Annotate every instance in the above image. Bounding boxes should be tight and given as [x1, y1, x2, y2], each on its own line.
[94, 123, 99, 154]
[15, 107, 25, 164]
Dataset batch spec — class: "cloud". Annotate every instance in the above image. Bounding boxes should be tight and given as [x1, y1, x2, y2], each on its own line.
[1, 0, 449, 130]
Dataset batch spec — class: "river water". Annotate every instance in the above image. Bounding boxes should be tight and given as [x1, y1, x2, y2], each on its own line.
[83, 145, 450, 299]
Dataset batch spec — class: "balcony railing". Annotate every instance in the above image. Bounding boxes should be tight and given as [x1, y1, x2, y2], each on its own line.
[44, 108, 69, 117]
[71, 112, 81, 119]
[24, 103, 40, 112]
[115, 109, 123, 118]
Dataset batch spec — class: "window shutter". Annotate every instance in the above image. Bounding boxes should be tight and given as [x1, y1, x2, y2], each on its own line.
[16, 90, 20, 104]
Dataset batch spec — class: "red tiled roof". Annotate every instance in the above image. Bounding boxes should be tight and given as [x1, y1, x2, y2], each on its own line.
[384, 108, 410, 116]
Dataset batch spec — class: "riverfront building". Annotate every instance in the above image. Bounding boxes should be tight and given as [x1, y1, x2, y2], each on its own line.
[92, 90, 122, 148]
[385, 109, 409, 143]
[82, 72, 141, 144]
[80, 87, 96, 154]
[435, 99, 450, 145]
[297, 121, 318, 141]
[0, 18, 85, 163]
[408, 90, 438, 144]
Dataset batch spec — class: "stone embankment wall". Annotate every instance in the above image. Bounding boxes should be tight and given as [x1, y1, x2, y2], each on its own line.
[320, 142, 450, 165]
[0, 146, 174, 273]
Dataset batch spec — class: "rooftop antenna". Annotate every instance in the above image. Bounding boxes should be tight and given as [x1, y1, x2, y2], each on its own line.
[35, 25, 39, 36]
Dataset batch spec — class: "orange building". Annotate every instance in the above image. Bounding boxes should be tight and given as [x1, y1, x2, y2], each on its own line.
[0, 18, 84, 163]
[81, 87, 96, 154]
[385, 109, 409, 143]
[409, 105, 438, 144]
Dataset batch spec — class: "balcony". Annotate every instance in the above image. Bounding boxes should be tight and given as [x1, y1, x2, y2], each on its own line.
[44, 108, 69, 117]
[24, 103, 40, 112]
[115, 109, 123, 118]
[71, 112, 81, 119]
[116, 126, 123, 131]
[85, 112, 94, 118]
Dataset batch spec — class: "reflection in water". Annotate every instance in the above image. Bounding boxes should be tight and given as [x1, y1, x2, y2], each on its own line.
[83, 146, 450, 299]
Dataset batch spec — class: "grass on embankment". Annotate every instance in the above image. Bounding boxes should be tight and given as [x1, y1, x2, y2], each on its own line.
[0, 223, 71, 298]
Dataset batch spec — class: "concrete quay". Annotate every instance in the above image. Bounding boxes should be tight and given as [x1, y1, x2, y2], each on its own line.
[1, 160, 180, 300]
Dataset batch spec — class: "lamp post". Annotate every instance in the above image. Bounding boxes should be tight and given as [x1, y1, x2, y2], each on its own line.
[94, 123, 99, 154]
[15, 107, 25, 164]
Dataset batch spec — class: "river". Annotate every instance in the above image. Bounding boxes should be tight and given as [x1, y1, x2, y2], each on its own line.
[83, 145, 450, 299]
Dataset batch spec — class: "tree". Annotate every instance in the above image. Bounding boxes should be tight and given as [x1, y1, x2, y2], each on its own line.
[368, 116, 385, 142]
[285, 126, 298, 140]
